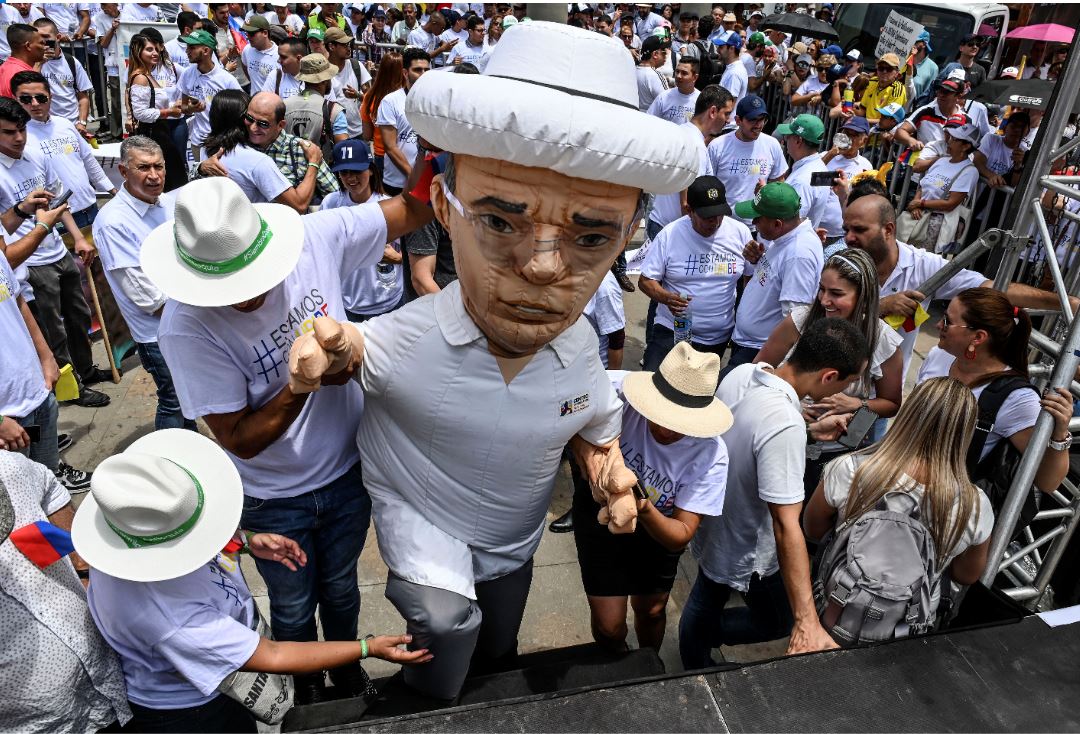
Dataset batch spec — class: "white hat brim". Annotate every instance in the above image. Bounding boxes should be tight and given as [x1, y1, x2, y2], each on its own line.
[71, 430, 243, 582]
[405, 72, 699, 195]
[141, 203, 304, 308]
[621, 371, 734, 439]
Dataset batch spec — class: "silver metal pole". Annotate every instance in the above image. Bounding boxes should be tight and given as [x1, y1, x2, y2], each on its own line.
[913, 229, 1004, 296]
[1029, 200, 1076, 324]
[980, 310, 1080, 587]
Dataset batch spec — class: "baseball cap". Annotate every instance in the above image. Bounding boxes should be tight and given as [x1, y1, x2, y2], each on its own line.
[824, 44, 843, 57]
[241, 15, 269, 32]
[687, 176, 732, 218]
[877, 52, 900, 68]
[945, 115, 980, 146]
[748, 31, 766, 47]
[937, 78, 963, 94]
[916, 30, 932, 52]
[960, 33, 979, 46]
[1000, 66, 1020, 79]
[876, 102, 906, 123]
[307, 27, 325, 41]
[723, 12, 736, 22]
[734, 182, 801, 221]
[750, 10, 764, 18]
[179, 29, 216, 49]
[372, 8, 386, 18]
[775, 113, 825, 145]
[324, 26, 353, 44]
[736, 94, 768, 120]
[331, 139, 371, 173]
[846, 48, 861, 62]
[714, 30, 742, 49]
[641, 34, 670, 57]
[795, 53, 813, 67]
[790, 41, 808, 57]
[841, 116, 870, 135]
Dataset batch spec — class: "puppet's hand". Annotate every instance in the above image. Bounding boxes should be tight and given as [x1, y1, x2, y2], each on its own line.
[606, 491, 638, 534]
[288, 318, 364, 393]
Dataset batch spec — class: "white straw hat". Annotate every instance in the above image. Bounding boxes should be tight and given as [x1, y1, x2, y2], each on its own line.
[621, 342, 734, 438]
[405, 21, 699, 195]
[71, 429, 243, 582]
[140, 178, 304, 308]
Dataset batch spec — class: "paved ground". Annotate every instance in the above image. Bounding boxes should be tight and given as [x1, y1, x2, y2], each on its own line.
[62, 253, 940, 680]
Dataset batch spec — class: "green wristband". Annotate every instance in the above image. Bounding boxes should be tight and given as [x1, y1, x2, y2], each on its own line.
[35, 221, 52, 233]
[360, 639, 368, 659]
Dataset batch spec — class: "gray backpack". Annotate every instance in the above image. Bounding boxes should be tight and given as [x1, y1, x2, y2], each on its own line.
[813, 490, 940, 646]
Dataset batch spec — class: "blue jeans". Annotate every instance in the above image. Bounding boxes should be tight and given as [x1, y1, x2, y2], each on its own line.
[642, 324, 728, 375]
[240, 462, 371, 643]
[678, 569, 793, 670]
[70, 203, 99, 230]
[719, 342, 759, 380]
[14, 393, 59, 472]
[136, 341, 197, 432]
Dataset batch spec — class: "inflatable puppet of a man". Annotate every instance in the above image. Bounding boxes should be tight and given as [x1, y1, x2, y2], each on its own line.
[290, 22, 698, 699]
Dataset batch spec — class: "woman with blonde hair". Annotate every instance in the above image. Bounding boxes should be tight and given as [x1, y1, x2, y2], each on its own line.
[804, 376, 994, 600]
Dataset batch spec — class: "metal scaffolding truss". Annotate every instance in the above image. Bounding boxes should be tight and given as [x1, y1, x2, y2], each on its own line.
[923, 31, 1080, 606]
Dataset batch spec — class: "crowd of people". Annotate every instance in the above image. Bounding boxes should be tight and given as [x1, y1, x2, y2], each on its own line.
[0, 3, 1078, 733]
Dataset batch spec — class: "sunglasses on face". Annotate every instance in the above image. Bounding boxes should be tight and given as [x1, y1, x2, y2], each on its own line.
[243, 113, 272, 129]
[876, 64, 895, 71]
[18, 93, 49, 104]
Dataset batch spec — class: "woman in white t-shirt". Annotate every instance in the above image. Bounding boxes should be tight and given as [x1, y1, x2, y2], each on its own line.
[904, 118, 980, 252]
[916, 288, 1072, 495]
[202, 89, 317, 212]
[804, 377, 994, 617]
[756, 248, 903, 494]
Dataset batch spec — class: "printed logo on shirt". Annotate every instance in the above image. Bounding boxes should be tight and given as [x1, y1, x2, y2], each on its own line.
[682, 252, 740, 276]
[0, 268, 13, 305]
[622, 448, 680, 515]
[559, 393, 590, 416]
[249, 288, 328, 385]
[754, 251, 773, 286]
[727, 156, 772, 177]
[8, 171, 47, 201]
[208, 558, 244, 608]
[37, 134, 80, 159]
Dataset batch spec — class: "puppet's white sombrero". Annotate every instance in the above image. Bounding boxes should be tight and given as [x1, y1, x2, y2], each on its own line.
[405, 21, 699, 195]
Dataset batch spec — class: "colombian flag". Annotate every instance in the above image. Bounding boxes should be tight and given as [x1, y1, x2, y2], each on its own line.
[9, 521, 75, 568]
[885, 305, 931, 333]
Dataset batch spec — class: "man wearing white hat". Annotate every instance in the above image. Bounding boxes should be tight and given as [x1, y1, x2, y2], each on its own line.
[287, 21, 699, 700]
[142, 170, 434, 704]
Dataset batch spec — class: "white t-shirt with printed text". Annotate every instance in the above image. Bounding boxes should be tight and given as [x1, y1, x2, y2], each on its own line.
[707, 132, 787, 225]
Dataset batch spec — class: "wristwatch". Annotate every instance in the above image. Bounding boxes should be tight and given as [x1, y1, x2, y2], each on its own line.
[1049, 434, 1073, 451]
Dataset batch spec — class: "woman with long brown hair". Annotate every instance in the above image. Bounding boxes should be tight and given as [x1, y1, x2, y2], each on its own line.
[360, 51, 403, 178]
[127, 33, 187, 191]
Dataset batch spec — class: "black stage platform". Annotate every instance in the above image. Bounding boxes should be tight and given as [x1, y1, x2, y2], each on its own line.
[286, 589, 1080, 732]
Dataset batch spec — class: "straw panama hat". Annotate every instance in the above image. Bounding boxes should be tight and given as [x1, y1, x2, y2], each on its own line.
[141, 178, 304, 308]
[71, 429, 243, 582]
[404, 21, 699, 195]
[622, 342, 734, 438]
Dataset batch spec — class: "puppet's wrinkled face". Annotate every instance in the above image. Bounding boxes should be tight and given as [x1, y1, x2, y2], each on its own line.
[433, 155, 640, 356]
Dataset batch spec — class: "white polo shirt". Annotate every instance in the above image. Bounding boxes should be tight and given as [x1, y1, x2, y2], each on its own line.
[0, 149, 66, 268]
[785, 152, 844, 239]
[241, 42, 278, 93]
[878, 240, 986, 376]
[158, 202, 387, 499]
[707, 132, 787, 225]
[693, 362, 806, 590]
[641, 215, 749, 345]
[92, 186, 176, 345]
[26, 116, 112, 213]
[177, 63, 242, 148]
[732, 218, 823, 349]
[356, 280, 623, 599]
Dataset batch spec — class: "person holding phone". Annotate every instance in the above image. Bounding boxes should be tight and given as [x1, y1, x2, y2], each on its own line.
[755, 248, 903, 495]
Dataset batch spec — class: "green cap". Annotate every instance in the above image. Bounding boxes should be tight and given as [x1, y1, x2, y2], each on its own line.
[749, 31, 766, 46]
[180, 29, 217, 49]
[734, 182, 802, 221]
[307, 27, 325, 40]
[774, 113, 825, 145]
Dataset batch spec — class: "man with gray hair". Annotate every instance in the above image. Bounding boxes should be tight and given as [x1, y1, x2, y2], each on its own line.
[91, 136, 192, 431]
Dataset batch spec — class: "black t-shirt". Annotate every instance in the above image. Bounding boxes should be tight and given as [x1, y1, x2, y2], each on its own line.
[403, 219, 457, 299]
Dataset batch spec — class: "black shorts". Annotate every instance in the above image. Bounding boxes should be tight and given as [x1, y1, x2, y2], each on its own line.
[571, 461, 683, 597]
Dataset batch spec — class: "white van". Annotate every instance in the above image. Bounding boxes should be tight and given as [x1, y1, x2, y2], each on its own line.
[834, 2, 1009, 77]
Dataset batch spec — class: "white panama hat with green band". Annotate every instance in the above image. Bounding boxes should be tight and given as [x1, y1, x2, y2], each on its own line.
[140, 177, 304, 308]
[71, 429, 243, 582]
